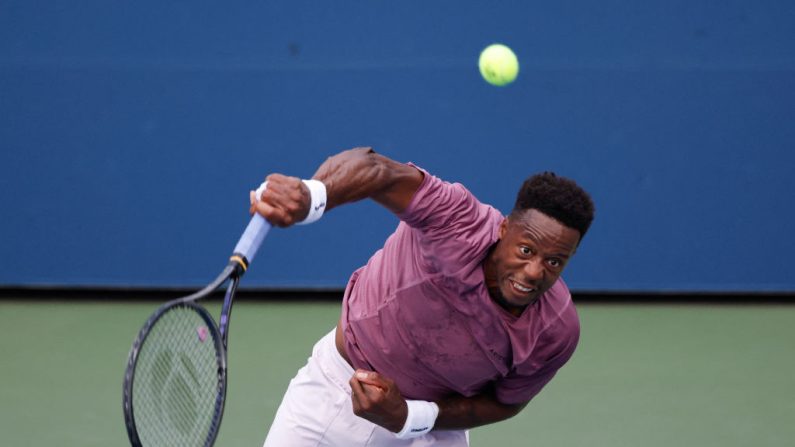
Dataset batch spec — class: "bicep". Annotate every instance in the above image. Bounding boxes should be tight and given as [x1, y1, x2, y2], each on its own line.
[312, 147, 424, 215]
[370, 157, 424, 214]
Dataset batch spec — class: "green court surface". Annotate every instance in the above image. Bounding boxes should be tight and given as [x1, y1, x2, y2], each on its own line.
[1, 300, 793, 446]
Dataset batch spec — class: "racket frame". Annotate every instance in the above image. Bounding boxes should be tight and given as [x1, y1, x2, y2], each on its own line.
[123, 213, 270, 446]
[122, 262, 242, 447]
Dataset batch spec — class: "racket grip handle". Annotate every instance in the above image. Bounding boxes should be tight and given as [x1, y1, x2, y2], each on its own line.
[233, 213, 272, 266]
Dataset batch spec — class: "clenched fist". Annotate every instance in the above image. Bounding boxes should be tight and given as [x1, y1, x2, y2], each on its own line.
[349, 369, 409, 433]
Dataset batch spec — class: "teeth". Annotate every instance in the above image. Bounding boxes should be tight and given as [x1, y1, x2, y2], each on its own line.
[512, 281, 533, 293]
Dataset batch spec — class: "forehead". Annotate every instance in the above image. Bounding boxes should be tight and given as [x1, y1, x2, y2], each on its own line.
[507, 209, 581, 249]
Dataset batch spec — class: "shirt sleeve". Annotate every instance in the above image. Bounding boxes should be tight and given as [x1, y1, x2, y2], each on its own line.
[494, 322, 580, 405]
[396, 164, 503, 276]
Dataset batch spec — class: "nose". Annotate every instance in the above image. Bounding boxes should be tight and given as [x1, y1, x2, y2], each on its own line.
[523, 258, 544, 282]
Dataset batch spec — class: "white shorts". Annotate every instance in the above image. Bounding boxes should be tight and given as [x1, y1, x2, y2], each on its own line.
[263, 329, 470, 447]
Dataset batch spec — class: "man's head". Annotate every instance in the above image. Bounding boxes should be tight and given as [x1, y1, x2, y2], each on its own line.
[511, 172, 595, 240]
[484, 172, 595, 315]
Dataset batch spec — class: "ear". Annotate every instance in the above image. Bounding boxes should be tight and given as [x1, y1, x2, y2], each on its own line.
[498, 218, 508, 239]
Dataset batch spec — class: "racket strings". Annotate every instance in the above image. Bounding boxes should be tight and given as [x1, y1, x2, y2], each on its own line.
[132, 306, 223, 446]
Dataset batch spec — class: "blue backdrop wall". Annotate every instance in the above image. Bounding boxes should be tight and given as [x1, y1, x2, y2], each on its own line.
[2, 1, 794, 292]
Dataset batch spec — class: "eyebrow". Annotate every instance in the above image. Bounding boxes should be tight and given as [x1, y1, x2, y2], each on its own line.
[519, 232, 574, 259]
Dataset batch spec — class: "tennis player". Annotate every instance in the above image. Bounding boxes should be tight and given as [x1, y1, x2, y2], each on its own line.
[253, 147, 595, 446]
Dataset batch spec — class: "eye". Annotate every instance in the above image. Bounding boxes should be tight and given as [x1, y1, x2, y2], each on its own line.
[519, 246, 532, 256]
[548, 258, 563, 268]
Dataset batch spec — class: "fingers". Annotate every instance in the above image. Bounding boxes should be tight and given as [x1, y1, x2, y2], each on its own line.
[349, 374, 369, 412]
[249, 174, 310, 227]
[354, 370, 389, 390]
[350, 371, 387, 416]
[251, 198, 292, 225]
[350, 370, 386, 400]
[349, 369, 408, 433]
[351, 370, 382, 400]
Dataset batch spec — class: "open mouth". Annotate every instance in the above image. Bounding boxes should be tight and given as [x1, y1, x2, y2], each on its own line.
[510, 280, 536, 295]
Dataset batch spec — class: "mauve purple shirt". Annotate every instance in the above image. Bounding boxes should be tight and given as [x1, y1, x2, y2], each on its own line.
[340, 166, 580, 405]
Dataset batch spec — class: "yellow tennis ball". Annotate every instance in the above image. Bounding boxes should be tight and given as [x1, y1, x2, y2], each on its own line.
[478, 44, 519, 87]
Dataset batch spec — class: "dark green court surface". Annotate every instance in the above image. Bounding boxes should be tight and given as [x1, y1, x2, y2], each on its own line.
[1, 300, 792, 446]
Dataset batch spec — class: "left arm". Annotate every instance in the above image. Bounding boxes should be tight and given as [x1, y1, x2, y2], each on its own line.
[435, 391, 527, 430]
[350, 370, 528, 433]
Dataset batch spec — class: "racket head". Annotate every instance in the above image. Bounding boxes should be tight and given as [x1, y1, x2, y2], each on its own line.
[123, 301, 227, 447]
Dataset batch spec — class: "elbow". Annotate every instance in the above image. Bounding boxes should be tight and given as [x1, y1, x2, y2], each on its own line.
[501, 400, 529, 421]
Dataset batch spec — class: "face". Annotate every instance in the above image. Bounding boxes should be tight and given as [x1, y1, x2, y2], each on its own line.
[484, 209, 581, 315]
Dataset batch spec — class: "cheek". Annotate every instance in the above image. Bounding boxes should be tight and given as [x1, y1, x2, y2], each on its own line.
[542, 269, 564, 285]
[499, 256, 523, 273]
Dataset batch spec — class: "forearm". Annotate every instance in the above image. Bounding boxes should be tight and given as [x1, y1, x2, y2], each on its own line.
[433, 393, 527, 430]
[312, 147, 423, 214]
[250, 147, 421, 228]
[350, 370, 527, 434]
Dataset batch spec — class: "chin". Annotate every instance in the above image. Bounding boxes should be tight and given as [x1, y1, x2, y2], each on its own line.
[499, 290, 534, 308]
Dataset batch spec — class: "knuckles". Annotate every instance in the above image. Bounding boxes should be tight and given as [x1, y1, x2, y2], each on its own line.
[254, 175, 308, 227]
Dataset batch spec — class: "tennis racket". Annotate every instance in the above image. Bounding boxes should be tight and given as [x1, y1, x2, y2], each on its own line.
[123, 213, 271, 447]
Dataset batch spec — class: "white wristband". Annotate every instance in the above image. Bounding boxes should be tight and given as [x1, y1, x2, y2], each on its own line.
[395, 400, 439, 439]
[297, 179, 327, 225]
[253, 179, 326, 225]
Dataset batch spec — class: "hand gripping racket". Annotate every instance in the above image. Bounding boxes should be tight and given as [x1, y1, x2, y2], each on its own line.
[123, 213, 271, 447]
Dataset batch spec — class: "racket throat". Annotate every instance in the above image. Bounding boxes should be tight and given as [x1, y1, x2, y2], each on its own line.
[218, 275, 240, 349]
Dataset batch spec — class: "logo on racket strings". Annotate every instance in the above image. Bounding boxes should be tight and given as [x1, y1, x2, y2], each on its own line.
[196, 326, 209, 343]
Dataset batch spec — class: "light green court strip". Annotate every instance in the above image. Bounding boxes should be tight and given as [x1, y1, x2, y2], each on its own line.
[0, 301, 793, 446]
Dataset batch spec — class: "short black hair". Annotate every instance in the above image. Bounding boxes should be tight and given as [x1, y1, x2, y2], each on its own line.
[511, 172, 595, 239]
